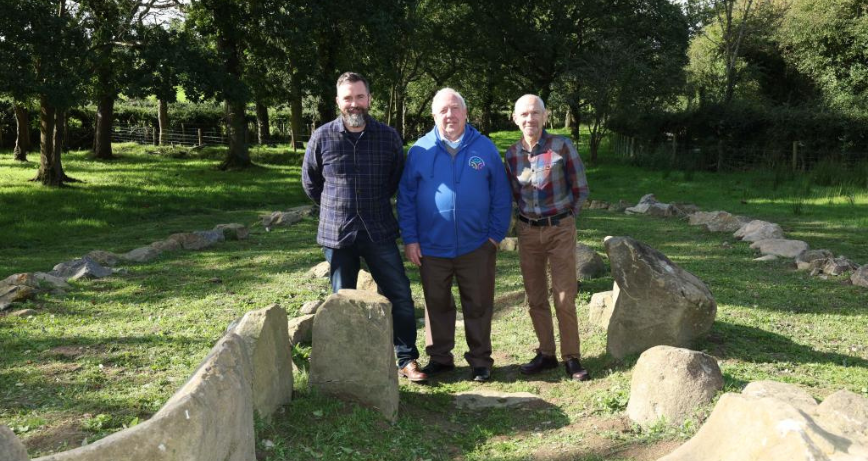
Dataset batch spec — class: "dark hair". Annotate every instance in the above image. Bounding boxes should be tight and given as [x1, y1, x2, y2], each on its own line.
[336, 72, 370, 94]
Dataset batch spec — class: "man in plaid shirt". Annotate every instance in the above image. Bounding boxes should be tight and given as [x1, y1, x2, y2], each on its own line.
[302, 72, 427, 382]
[505, 94, 591, 382]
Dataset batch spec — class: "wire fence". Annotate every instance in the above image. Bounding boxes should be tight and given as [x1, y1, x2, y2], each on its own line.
[111, 124, 310, 148]
[610, 133, 868, 173]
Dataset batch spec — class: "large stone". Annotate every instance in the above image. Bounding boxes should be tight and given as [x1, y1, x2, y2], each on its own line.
[454, 390, 544, 410]
[213, 223, 249, 241]
[852, 266, 868, 288]
[627, 346, 723, 425]
[121, 246, 162, 263]
[309, 290, 398, 422]
[261, 206, 313, 229]
[796, 249, 835, 271]
[646, 203, 676, 218]
[821, 256, 860, 276]
[0, 425, 28, 461]
[734, 220, 784, 242]
[51, 257, 113, 281]
[167, 232, 218, 250]
[816, 390, 868, 446]
[2, 272, 69, 291]
[287, 314, 315, 345]
[34, 334, 255, 461]
[307, 261, 330, 278]
[638, 193, 659, 205]
[587, 290, 614, 330]
[499, 237, 519, 252]
[659, 383, 868, 461]
[85, 250, 121, 267]
[149, 239, 182, 253]
[299, 300, 322, 315]
[688, 211, 751, 233]
[230, 304, 293, 421]
[604, 237, 717, 360]
[357, 270, 379, 293]
[750, 239, 809, 258]
[576, 243, 606, 280]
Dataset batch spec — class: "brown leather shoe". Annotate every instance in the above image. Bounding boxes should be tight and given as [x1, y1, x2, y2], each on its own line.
[565, 358, 590, 381]
[399, 360, 428, 382]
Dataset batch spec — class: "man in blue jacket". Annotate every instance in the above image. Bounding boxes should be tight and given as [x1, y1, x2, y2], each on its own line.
[398, 88, 512, 382]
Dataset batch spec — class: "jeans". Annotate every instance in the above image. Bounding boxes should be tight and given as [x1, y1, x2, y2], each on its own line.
[322, 234, 419, 367]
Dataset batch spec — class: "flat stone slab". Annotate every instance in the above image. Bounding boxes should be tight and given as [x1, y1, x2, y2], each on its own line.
[454, 390, 545, 410]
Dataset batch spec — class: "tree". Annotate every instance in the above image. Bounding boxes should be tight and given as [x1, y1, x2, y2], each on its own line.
[13, 102, 32, 161]
[0, 0, 89, 186]
[777, 0, 868, 112]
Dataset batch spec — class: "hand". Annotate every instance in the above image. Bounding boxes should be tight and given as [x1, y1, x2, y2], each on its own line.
[404, 243, 423, 266]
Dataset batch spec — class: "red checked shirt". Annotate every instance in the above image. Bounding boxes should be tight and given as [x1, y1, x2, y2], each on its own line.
[504, 130, 589, 218]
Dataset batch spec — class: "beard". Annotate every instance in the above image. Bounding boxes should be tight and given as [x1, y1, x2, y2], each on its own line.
[341, 107, 368, 128]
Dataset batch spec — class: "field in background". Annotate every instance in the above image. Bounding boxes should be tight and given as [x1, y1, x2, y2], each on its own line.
[1, 131, 866, 460]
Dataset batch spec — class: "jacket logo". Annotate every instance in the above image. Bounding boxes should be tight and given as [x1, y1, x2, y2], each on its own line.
[469, 156, 485, 170]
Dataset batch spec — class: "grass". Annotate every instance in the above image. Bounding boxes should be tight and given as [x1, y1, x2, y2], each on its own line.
[1, 132, 867, 460]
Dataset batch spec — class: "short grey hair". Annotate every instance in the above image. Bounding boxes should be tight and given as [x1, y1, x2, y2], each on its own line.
[432, 88, 467, 113]
[514, 94, 546, 115]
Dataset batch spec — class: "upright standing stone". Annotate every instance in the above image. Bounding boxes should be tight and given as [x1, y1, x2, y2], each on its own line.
[576, 243, 606, 280]
[0, 425, 29, 461]
[309, 290, 398, 422]
[231, 304, 293, 421]
[604, 237, 717, 359]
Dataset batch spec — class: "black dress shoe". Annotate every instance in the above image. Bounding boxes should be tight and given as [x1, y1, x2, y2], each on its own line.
[565, 358, 590, 381]
[421, 361, 456, 376]
[471, 367, 491, 382]
[520, 352, 558, 375]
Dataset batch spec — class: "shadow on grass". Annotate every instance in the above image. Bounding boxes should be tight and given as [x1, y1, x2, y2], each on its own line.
[700, 320, 868, 369]
[262, 385, 571, 461]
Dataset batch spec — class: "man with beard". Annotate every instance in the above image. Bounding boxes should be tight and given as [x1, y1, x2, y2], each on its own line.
[302, 72, 427, 383]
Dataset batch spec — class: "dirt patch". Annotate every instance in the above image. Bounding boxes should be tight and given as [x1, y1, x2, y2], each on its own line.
[23, 418, 88, 458]
[45, 346, 86, 359]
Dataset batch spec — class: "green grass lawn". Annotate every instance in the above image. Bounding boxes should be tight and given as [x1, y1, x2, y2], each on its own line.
[1, 133, 866, 460]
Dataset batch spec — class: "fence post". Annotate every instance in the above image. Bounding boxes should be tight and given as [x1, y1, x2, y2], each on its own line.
[792, 141, 799, 171]
[198, 128, 203, 146]
[153, 127, 158, 146]
[671, 134, 678, 165]
[181, 123, 186, 145]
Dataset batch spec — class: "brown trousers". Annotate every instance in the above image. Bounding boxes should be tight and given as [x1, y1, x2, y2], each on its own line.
[517, 218, 581, 360]
[419, 241, 497, 368]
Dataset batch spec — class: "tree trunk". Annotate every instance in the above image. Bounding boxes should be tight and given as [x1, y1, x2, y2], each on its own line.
[289, 72, 303, 152]
[255, 101, 269, 145]
[93, 94, 115, 159]
[221, 99, 251, 170]
[13, 103, 31, 162]
[393, 88, 405, 140]
[564, 109, 571, 130]
[568, 102, 582, 143]
[36, 97, 62, 186]
[158, 99, 169, 145]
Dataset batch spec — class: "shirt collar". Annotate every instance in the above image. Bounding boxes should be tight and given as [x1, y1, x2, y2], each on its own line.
[524, 130, 550, 155]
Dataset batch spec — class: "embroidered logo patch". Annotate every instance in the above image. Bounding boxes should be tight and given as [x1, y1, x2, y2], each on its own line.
[469, 156, 485, 170]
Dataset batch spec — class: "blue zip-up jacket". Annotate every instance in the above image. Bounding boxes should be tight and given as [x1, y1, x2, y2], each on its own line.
[398, 124, 512, 258]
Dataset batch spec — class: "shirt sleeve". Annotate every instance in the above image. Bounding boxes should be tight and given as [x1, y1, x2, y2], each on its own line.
[396, 147, 419, 245]
[301, 130, 324, 205]
[503, 146, 523, 205]
[562, 137, 589, 215]
[387, 130, 404, 199]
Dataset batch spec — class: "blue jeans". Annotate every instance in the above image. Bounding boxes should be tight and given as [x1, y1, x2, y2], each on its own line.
[322, 234, 419, 368]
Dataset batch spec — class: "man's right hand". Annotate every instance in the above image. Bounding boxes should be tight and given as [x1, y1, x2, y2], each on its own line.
[404, 243, 423, 266]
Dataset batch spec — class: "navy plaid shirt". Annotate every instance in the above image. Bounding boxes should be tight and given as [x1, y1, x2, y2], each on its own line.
[302, 116, 405, 248]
